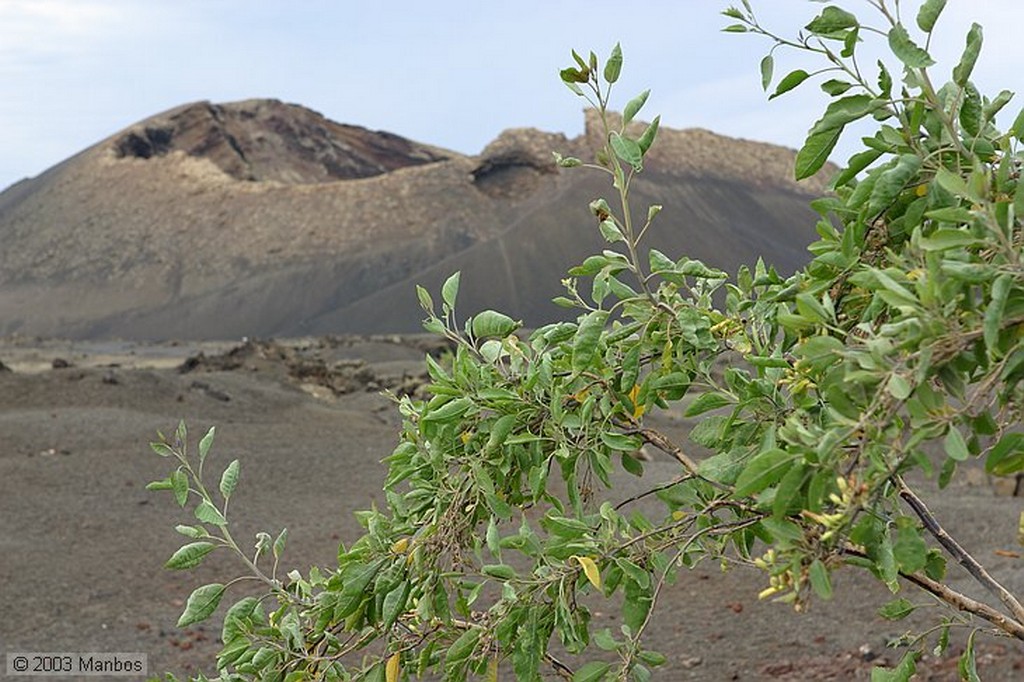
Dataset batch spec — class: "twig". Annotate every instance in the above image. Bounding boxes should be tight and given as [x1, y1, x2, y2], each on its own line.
[544, 652, 575, 680]
[633, 426, 731, 492]
[896, 476, 1024, 628]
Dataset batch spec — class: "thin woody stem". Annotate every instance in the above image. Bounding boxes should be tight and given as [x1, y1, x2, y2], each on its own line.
[896, 476, 1024, 628]
[900, 570, 1024, 642]
[842, 544, 1024, 641]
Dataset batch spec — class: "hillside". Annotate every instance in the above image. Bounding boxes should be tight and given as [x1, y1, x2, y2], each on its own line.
[0, 100, 831, 340]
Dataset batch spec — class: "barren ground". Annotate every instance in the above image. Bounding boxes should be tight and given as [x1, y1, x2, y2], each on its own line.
[1, 336, 1022, 681]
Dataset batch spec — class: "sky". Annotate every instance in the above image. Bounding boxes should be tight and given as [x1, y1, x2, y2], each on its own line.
[0, 1, 1020, 191]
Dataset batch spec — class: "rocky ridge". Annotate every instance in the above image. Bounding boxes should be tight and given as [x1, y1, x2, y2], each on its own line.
[0, 99, 832, 340]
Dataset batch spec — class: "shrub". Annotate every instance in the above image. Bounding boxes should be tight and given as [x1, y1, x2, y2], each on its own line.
[147, 1, 1024, 679]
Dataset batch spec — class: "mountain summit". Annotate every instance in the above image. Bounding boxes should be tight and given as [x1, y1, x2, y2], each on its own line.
[0, 99, 830, 340]
[112, 99, 449, 183]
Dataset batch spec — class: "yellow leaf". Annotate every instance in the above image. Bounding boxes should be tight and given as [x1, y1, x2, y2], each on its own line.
[572, 555, 601, 589]
[629, 384, 645, 419]
[391, 538, 409, 554]
[460, 430, 472, 444]
[485, 655, 499, 682]
[915, 183, 928, 197]
[386, 652, 400, 682]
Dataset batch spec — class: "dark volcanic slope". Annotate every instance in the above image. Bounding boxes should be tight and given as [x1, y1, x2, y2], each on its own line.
[0, 102, 831, 340]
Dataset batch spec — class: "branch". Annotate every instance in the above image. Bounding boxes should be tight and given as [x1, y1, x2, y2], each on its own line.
[633, 426, 733, 492]
[896, 477, 1024, 628]
[841, 544, 1024, 641]
[902, 571, 1024, 642]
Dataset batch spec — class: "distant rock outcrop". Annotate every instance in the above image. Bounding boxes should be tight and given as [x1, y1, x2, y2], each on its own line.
[113, 99, 448, 183]
[0, 99, 833, 341]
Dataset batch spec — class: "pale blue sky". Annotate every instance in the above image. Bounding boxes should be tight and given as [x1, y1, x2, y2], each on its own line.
[0, 1, 1019, 190]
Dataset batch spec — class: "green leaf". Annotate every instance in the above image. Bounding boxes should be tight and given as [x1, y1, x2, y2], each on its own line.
[917, 226, 983, 249]
[150, 441, 175, 458]
[808, 559, 833, 600]
[623, 90, 649, 125]
[820, 79, 853, 96]
[943, 425, 970, 461]
[472, 310, 519, 339]
[805, 7, 858, 36]
[872, 651, 918, 681]
[423, 396, 474, 422]
[638, 651, 666, 667]
[601, 432, 642, 452]
[146, 477, 172, 491]
[598, 219, 624, 243]
[935, 166, 981, 202]
[878, 597, 916, 621]
[198, 426, 215, 464]
[485, 414, 517, 454]
[219, 459, 240, 501]
[868, 154, 921, 216]
[334, 560, 386, 620]
[772, 463, 807, 517]
[722, 24, 748, 33]
[734, 448, 794, 498]
[886, 374, 912, 400]
[678, 260, 727, 279]
[984, 274, 1012, 357]
[986, 433, 1024, 475]
[796, 128, 842, 180]
[623, 578, 652, 631]
[894, 525, 928, 573]
[960, 82, 983, 136]
[171, 469, 189, 508]
[888, 24, 934, 68]
[442, 271, 461, 310]
[953, 23, 983, 86]
[916, 0, 947, 33]
[683, 391, 733, 417]
[382, 581, 411, 629]
[1009, 107, 1024, 141]
[175, 524, 205, 538]
[770, 69, 810, 100]
[610, 132, 643, 170]
[572, 310, 609, 373]
[604, 42, 622, 84]
[416, 285, 434, 314]
[870, 268, 918, 309]
[445, 627, 481, 667]
[573, 661, 611, 682]
[195, 500, 228, 527]
[759, 54, 774, 91]
[177, 583, 225, 627]
[273, 528, 288, 559]
[832, 147, 884, 188]
[481, 564, 517, 580]
[637, 116, 660, 154]
[958, 630, 980, 682]
[621, 450, 644, 477]
[984, 89, 1013, 123]
[876, 60, 893, 98]
[165, 542, 217, 570]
